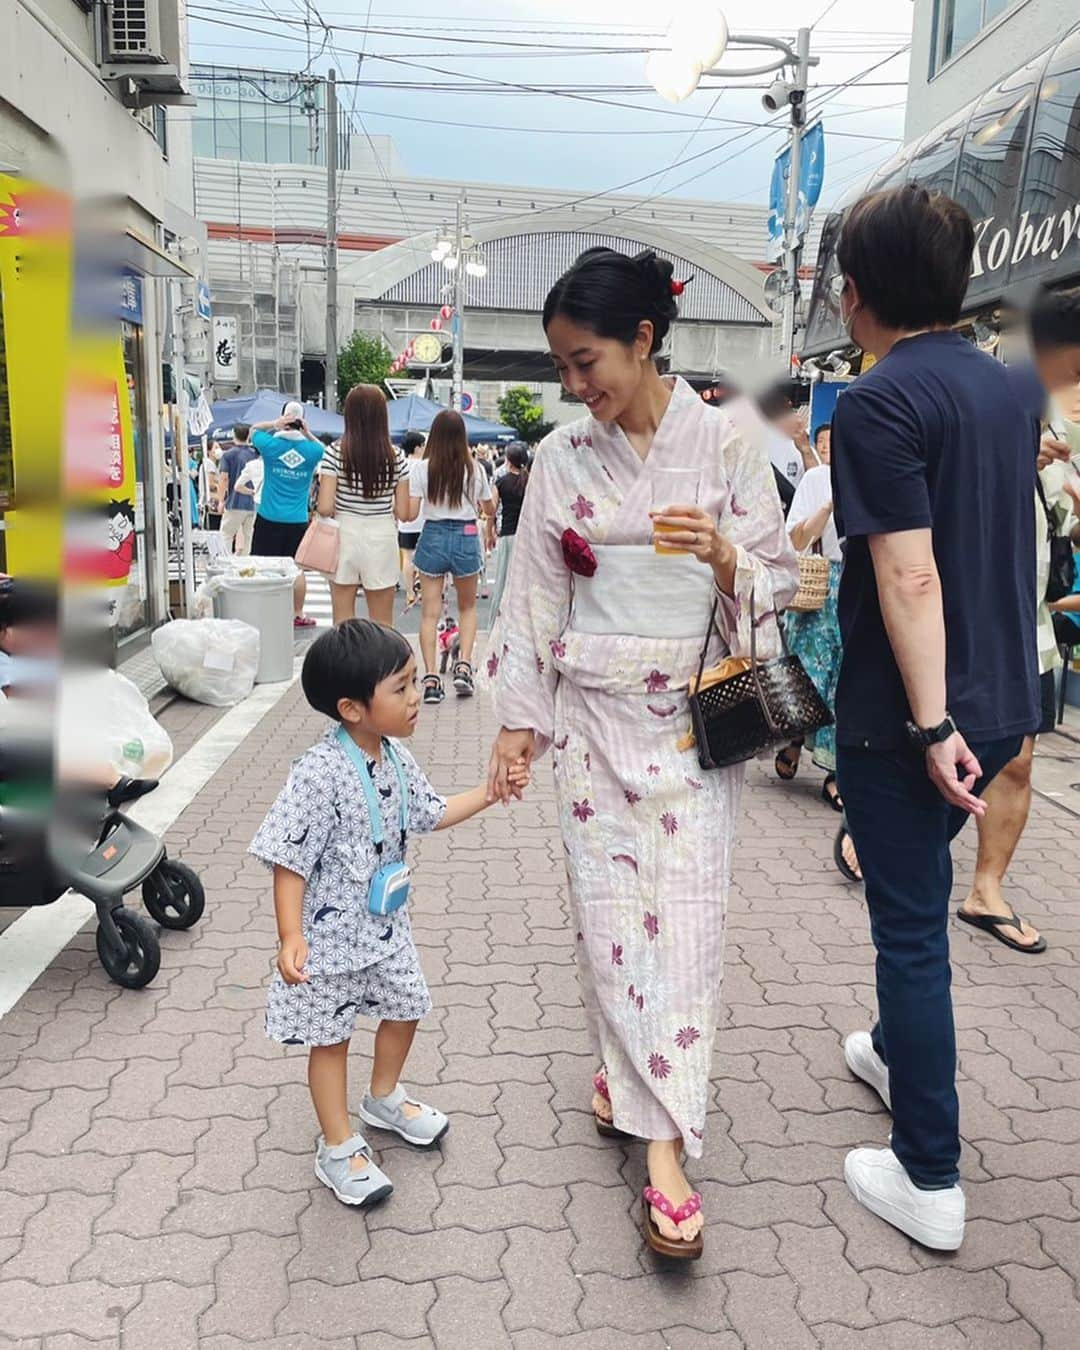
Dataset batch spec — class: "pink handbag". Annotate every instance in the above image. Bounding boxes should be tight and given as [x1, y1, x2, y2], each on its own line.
[295, 516, 340, 574]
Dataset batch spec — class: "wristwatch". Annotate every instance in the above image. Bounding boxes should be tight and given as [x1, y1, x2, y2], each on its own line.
[904, 714, 957, 750]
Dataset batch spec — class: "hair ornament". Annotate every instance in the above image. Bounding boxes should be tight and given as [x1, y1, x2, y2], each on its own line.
[670, 275, 695, 297]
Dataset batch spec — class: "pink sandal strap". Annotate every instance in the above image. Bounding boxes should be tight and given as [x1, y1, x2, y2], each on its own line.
[592, 1069, 611, 1103]
[644, 1186, 703, 1226]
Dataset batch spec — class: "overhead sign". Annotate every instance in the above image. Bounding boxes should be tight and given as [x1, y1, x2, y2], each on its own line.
[213, 315, 238, 383]
[768, 121, 826, 264]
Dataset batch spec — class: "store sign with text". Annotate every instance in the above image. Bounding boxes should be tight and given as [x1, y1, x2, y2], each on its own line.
[971, 202, 1080, 279]
[212, 315, 238, 382]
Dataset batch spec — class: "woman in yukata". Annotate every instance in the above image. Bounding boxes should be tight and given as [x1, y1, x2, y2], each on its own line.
[484, 248, 798, 1259]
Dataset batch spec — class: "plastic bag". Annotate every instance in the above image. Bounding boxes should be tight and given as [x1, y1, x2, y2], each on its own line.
[152, 618, 260, 707]
[58, 668, 174, 785]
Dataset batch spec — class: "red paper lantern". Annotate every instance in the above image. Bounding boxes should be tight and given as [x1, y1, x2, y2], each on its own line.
[440, 304, 454, 320]
[430, 318, 442, 331]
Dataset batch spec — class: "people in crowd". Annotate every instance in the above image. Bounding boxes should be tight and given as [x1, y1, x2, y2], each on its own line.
[317, 385, 409, 628]
[775, 426, 844, 810]
[396, 431, 427, 608]
[249, 402, 326, 628]
[216, 423, 258, 556]
[249, 619, 529, 1208]
[486, 442, 530, 622]
[484, 246, 797, 1258]
[812, 421, 831, 464]
[830, 184, 1041, 1251]
[405, 410, 495, 704]
[204, 442, 224, 532]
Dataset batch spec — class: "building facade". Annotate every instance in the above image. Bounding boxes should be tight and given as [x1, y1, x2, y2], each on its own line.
[907, 0, 1079, 140]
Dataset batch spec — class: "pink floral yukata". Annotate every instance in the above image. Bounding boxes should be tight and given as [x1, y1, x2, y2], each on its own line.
[485, 377, 798, 1155]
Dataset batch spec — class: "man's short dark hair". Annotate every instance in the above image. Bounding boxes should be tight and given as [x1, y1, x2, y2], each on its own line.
[301, 618, 413, 719]
[400, 431, 425, 454]
[1030, 285, 1080, 350]
[815, 420, 832, 446]
[838, 184, 974, 330]
[233, 423, 251, 443]
[318, 432, 336, 447]
[758, 383, 793, 422]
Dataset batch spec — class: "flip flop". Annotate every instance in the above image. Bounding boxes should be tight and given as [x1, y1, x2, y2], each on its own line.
[956, 908, 1047, 954]
[822, 774, 844, 813]
[775, 741, 803, 781]
[834, 820, 863, 884]
[592, 1070, 635, 1140]
[642, 1186, 703, 1260]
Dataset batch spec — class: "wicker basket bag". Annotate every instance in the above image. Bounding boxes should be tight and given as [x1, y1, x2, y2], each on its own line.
[788, 543, 829, 614]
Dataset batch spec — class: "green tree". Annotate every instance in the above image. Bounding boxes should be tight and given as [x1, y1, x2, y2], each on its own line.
[497, 385, 555, 445]
[337, 332, 395, 404]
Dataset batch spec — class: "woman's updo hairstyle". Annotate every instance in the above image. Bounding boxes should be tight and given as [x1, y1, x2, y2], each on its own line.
[542, 248, 679, 356]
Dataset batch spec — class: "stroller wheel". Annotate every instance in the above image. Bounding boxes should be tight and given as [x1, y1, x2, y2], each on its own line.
[143, 859, 206, 930]
[96, 908, 161, 989]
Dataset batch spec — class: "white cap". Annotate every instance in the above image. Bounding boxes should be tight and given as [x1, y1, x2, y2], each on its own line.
[282, 401, 305, 420]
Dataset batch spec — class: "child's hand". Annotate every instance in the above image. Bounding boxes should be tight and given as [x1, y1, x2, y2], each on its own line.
[505, 757, 531, 795]
[277, 934, 309, 984]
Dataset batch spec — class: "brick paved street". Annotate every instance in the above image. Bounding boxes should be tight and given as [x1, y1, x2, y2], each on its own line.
[3, 671, 1080, 1349]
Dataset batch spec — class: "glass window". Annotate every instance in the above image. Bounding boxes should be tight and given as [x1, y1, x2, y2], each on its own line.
[1012, 28, 1080, 286]
[942, 0, 983, 66]
[265, 119, 292, 164]
[954, 55, 1044, 298]
[908, 102, 974, 198]
[240, 106, 266, 163]
[215, 117, 241, 160]
[802, 212, 847, 358]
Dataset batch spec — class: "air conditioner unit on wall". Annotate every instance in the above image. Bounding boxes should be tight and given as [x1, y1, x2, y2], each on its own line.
[106, 0, 165, 62]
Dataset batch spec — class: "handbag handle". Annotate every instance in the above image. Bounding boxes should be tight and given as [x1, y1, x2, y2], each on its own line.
[694, 588, 787, 738]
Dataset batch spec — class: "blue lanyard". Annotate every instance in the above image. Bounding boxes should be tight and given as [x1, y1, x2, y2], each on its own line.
[336, 728, 409, 856]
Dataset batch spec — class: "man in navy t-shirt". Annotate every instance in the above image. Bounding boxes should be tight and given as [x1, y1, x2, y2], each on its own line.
[829, 185, 1040, 1252]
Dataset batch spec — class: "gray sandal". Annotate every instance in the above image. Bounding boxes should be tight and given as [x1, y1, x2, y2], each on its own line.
[314, 1132, 393, 1207]
[358, 1084, 449, 1147]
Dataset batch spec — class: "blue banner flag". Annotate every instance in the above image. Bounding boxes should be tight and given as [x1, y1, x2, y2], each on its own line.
[767, 121, 826, 263]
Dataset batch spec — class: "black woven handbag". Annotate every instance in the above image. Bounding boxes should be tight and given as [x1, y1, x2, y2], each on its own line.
[688, 592, 834, 771]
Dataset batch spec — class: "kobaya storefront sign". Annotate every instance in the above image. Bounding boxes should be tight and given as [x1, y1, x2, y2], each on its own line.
[971, 202, 1080, 280]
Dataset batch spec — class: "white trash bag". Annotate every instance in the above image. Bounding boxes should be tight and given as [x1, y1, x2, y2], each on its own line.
[152, 618, 260, 707]
[58, 669, 174, 785]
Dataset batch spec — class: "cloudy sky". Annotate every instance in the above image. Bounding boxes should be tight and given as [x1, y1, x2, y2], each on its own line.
[186, 0, 914, 209]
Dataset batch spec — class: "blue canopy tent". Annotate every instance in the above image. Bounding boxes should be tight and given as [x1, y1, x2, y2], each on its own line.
[386, 394, 516, 446]
[208, 390, 345, 440]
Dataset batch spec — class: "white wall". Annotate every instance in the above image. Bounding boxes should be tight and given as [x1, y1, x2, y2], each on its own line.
[907, 0, 1076, 141]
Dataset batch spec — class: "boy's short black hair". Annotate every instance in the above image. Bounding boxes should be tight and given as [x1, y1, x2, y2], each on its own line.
[318, 432, 337, 447]
[301, 619, 413, 719]
[815, 420, 832, 445]
[838, 184, 974, 331]
[233, 422, 251, 443]
[400, 431, 425, 454]
[1030, 285, 1080, 349]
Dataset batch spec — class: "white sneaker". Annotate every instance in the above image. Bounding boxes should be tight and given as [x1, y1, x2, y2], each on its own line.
[844, 1147, 965, 1251]
[843, 1030, 891, 1111]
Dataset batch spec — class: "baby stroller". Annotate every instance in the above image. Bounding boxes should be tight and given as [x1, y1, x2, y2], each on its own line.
[2, 766, 205, 990]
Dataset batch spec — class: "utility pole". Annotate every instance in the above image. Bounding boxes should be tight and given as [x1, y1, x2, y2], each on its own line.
[451, 196, 465, 411]
[325, 67, 339, 412]
[781, 27, 811, 369]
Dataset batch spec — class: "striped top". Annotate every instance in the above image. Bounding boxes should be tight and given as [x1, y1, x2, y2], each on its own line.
[322, 442, 408, 518]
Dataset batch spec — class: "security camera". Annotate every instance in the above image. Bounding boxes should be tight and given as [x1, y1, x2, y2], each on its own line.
[762, 78, 794, 112]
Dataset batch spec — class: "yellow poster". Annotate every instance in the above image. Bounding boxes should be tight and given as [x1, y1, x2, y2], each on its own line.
[0, 172, 71, 577]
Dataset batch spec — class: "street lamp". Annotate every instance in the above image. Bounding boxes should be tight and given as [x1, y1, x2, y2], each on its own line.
[435, 201, 489, 410]
[645, 5, 819, 368]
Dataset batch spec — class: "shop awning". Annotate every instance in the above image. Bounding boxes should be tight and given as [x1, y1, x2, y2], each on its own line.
[119, 228, 194, 280]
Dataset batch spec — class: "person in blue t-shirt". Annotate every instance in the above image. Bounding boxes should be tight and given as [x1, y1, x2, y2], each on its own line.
[828, 184, 1040, 1254]
[216, 422, 258, 556]
[250, 402, 326, 627]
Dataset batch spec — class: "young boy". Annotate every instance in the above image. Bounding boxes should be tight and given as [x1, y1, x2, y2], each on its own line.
[250, 619, 529, 1207]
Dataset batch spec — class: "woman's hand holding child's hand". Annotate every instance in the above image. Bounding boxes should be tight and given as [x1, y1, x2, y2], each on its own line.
[277, 934, 309, 985]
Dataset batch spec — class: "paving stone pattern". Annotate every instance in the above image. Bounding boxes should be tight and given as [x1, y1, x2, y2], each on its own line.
[2, 677, 1080, 1348]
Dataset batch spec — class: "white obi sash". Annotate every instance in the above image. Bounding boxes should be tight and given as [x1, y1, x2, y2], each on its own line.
[570, 544, 715, 640]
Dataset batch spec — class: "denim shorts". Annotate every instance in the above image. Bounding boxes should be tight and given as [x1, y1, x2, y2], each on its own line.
[413, 519, 483, 578]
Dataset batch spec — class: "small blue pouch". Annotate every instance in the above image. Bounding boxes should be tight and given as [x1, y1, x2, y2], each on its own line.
[337, 728, 412, 917]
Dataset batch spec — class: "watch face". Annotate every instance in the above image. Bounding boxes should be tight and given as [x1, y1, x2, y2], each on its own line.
[410, 333, 444, 365]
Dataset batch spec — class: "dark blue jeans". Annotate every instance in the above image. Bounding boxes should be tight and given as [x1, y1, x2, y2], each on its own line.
[836, 735, 1023, 1189]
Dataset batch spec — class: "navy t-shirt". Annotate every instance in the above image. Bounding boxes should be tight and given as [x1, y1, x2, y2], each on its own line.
[831, 331, 1040, 750]
[219, 445, 257, 512]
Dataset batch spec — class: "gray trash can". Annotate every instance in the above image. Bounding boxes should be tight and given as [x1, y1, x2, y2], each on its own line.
[213, 576, 293, 683]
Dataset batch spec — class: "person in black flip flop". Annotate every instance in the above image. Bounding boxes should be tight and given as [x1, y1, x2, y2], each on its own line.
[830, 185, 1043, 1253]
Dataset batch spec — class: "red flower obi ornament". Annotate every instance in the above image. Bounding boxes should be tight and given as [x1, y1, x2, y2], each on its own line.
[561, 527, 598, 578]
